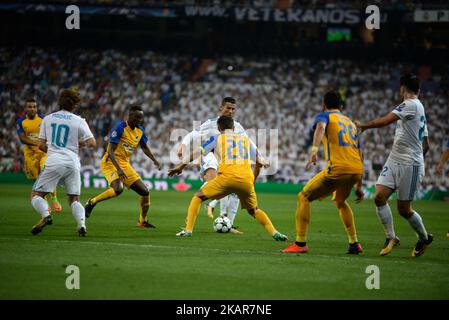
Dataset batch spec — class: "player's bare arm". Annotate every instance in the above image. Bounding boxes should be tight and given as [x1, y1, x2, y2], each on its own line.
[108, 142, 127, 180]
[80, 137, 96, 149]
[355, 112, 399, 132]
[140, 140, 162, 170]
[435, 146, 449, 175]
[37, 138, 47, 153]
[422, 136, 430, 156]
[355, 179, 364, 203]
[307, 121, 326, 170]
[168, 147, 202, 177]
[18, 132, 40, 147]
[177, 143, 185, 160]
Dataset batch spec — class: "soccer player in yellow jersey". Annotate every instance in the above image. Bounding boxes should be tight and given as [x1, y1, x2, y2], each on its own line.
[84, 105, 162, 227]
[16, 99, 62, 213]
[168, 116, 288, 241]
[282, 91, 364, 254]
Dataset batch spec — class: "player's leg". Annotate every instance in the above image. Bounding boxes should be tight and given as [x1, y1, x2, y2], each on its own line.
[40, 155, 62, 213]
[62, 168, 87, 236]
[85, 179, 123, 217]
[397, 165, 433, 257]
[68, 194, 87, 236]
[236, 182, 286, 241]
[219, 195, 242, 235]
[206, 199, 218, 219]
[283, 171, 334, 253]
[85, 161, 124, 217]
[332, 175, 362, 254]
[202, 155, 218, 218]
[30, 165, 62, 235]
[177, 190, 209, 236]
[246, 206, 287, 241]
[26, 154, 52, 214]
[375, 185, 400, 256]
[47, 191, 62, 213]
[30, 190, 53, 235]
[226, 193, 239, 224]
[374, 162, 400, 256]
[225, 193, 242, 234]
[129, 179, 155, 228]
[397, 200, 432, 257]
[219, 196, 229, 217]
[178, 175, 226, 237]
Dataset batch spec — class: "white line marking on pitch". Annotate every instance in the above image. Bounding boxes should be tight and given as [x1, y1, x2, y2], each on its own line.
[0, 237, 443, 267]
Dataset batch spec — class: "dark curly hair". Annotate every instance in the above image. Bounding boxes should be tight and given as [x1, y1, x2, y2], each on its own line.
[58, 87, 81, 112]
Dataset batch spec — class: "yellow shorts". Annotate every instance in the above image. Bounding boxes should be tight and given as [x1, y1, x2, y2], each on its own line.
[301, 170, 362, 202]
[201, 174, 258, 209]
[100, 159, 141, 188]
[24, 152, 46, 180]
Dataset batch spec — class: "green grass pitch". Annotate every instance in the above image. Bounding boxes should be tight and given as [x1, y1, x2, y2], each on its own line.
[0, 184, 448, 300]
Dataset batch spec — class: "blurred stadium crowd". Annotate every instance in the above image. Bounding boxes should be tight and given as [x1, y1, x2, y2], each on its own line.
[0, 47, 448, 187]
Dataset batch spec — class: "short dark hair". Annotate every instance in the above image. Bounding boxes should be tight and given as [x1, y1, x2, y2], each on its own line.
[400, 74, 420, 94]
[323, 90, 342, 110]
[25, 98, 36, 104]
[58, 88, 81, 112]
[129, 105, 143, 114]
[221, 97, 236, 105]
[217, 116, 234, 130]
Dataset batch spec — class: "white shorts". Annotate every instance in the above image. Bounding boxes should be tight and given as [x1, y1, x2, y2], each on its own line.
[376, 160, 424, 201]
[200, 152, 218, 181]
[33, 164, 81, 196]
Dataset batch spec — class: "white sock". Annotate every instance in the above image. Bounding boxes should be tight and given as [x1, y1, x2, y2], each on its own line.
[376, 204, 396, 239]
[407, 211, 428, 241]
[208, 199, 218, 209]
[31, 195, 50, 219]
[227, 194, 240, 225]
[71, 201, 86, 229]
[219, 196, 230, 217]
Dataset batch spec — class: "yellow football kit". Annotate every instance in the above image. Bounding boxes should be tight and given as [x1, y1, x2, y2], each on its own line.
[302, 111, 363, 201]
[16, 114, 46, 180]
[101, 121, 148, 188]
[200, 132, 258, 209]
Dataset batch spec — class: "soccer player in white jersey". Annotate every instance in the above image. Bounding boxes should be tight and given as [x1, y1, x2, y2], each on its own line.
[356, 74, 432, 257]
[30, 88, 96, 236]
[177, 97, 260, 234]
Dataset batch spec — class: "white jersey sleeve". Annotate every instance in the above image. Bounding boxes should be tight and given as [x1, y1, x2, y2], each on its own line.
[38, 116, 48, 140]
[181, 130, 201, 146]
[388, 99, 427, 165]
[234, 120, 258, 155]
[43, 111, 93, 168]
[392, 101, 416, 120]
[79, 119, 94, 142]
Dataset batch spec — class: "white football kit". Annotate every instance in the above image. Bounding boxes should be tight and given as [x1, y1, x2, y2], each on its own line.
[377, 99, 428, 201]
[33, 110, 94, 195]
[182, 116, 255, 179]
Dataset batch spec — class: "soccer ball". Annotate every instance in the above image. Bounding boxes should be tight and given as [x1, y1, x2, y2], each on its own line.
[213, 216, 232, 233]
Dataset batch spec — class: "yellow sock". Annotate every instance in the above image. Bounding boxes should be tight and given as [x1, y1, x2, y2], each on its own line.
[295, 192, 310, 242]
[139, 195, 150, 223]
[91, 188, 117, 205]
[50, 190, 57, 200]
[185, 196, 202, 231]
[337, 200, 358, 243]
[253, 209, 276, 235]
